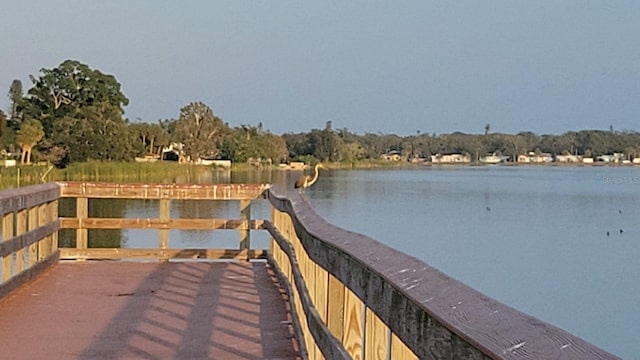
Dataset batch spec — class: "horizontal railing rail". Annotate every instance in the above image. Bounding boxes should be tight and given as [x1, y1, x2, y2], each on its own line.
[265, 185, 620, 360]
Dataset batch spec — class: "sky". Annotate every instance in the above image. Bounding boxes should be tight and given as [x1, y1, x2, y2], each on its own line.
[1, 1, 639, 136]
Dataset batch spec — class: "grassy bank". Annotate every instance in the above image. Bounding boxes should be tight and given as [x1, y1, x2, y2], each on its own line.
[0, 162, 233, 189]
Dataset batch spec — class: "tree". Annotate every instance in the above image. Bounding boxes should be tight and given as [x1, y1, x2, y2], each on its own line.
[21, 60, 131, 164]
[16, 119, 44, 164]
[174, 102, 227, 161]
[8, 79, 23, 127]
[23, 59, 129, 136]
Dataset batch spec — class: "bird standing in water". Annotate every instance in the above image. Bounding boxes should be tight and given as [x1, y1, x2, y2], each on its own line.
[294, 163, 325, 192]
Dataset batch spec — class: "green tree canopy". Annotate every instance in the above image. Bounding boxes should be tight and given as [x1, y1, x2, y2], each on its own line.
[19, 60, 131, 166]
[174, 102, 227, 161]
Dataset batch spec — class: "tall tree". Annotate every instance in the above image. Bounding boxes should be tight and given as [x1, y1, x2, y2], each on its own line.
[16, 119, 44, 164]
[8, 79, 23, 127]
[174, 102, 227, 161]
[21, 60, 131, 165]
[23, 59, 129, 135]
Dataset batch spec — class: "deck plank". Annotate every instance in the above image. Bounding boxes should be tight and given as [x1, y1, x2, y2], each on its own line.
[0, 261, 300, 359]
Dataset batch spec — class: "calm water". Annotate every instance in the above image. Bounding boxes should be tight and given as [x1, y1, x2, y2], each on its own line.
[55, 166, 637, 358]
[306, 166, 639, 359]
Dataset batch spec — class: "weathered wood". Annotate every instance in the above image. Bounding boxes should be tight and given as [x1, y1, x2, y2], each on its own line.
[37, 204, 47, 260]
[58, 217, 264, 230]
[27, 207, 38, 267]
[0, 183, 60, 214]
[15, 209, 27, 273]
[239, 199, 251, 252]
[158, 198, 170, 254]
[266, 186, 620, 360]
[50, 200, 59, 250]
[59, 248, 267, 260]
[0, 251, 59, 300]
[1, 213, 13, 282]
[58, 181, 269, 200]
[264, 220, 350, 360]
[0, 222, 60, 258]
[76, 197, 88, 251]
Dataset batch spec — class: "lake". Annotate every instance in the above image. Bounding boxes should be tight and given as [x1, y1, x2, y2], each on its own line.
[60, 165, 637, 358]
[306, 166, 639, 359]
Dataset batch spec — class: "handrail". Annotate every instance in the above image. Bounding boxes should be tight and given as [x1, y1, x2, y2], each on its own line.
[56, 181, 270, 261]
[265, 185, 620, 360]
[0, 183, 60, 299]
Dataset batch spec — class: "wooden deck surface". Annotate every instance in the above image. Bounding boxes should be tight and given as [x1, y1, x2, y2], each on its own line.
[0, 261, 300, 360]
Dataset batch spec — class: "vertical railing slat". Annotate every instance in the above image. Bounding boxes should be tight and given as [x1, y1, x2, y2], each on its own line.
[2, 213, 14, 282]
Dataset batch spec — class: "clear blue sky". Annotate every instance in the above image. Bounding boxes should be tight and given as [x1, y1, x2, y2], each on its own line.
[1, 1, 638, 136]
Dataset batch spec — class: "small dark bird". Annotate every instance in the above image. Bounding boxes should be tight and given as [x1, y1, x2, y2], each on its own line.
[606, 231, 610, 237]
[294, 163, 325, 192]
[486, 206, 491, 211]
[619, 210, 622, 214]
[620, 229, 623, 234]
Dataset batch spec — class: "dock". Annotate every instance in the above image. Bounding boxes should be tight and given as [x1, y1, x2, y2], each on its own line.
[0, 261, 299, 359]
[0, 181, 621, 359]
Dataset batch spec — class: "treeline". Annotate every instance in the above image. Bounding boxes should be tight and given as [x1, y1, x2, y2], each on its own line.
[2, 59, 639, 167]
[285, 123, 640, 163]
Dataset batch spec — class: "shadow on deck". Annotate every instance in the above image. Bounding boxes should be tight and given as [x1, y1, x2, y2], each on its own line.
[0, 261, 300, 359]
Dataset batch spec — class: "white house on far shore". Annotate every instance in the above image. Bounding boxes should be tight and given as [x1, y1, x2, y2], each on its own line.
[431, 153, 471, 163]
[517, 152, 553, 163]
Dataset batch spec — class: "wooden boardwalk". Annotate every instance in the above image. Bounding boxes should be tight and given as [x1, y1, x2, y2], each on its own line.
[0, 261, 300, 360]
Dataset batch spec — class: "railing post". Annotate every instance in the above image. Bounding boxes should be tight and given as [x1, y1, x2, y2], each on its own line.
[76, 197, 88, 260]
[38, 203, 48, 260]
[15, 210, 27, 273]
[1, 213, 14, 282]
[159, 198, 170, 261]
[27, 207, 38, 267]
[51, 200, 59, 251]
[239, 199, 251, 260]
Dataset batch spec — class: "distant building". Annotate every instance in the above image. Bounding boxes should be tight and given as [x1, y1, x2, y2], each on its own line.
[518, 152, 553, 163]
[596, 153, 626, 163]
[480, 153, 508, 164]
[555, 154, 581, 163]
[431, 153, 471, 163]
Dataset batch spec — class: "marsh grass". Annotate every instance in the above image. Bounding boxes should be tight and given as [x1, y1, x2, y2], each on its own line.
[0, 161, 231, 189]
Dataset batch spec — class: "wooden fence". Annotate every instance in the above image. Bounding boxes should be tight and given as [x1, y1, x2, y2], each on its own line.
[265, 185, 620, 360]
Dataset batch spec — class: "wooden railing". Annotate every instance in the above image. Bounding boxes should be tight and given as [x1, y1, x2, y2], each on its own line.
[57, 182, 270, 261]
[0, 183, 60, 299]
[265, 186, 620, 360]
